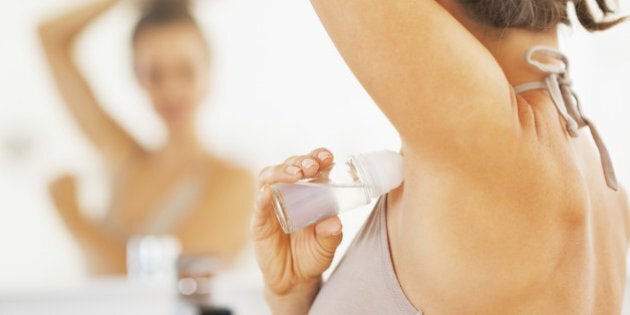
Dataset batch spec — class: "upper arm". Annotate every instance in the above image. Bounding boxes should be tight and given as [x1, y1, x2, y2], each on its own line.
[39, 24, 143, 169]
[620, 187, 630, 242]
[309, 0, 518, 161]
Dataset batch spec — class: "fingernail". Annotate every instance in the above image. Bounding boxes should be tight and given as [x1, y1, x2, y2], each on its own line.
[255, 187, 266, 205]
[331, 222, 342, 236]
[317, 151, 332, 161]
[285, 165, 301, 175]
[301, 158, 316, 169]
[319, 220, 342, 236]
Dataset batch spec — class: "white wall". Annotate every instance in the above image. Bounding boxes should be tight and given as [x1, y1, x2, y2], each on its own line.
[0, 0, 629, 295]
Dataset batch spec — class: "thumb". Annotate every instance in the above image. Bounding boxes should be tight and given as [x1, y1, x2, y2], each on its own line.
[313, 216, 343, 256]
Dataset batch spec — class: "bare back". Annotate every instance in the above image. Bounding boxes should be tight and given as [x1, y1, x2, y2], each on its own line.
[387, 93, 629, 314]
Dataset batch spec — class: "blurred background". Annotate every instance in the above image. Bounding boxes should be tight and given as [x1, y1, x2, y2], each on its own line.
[0, 0, 629, 314]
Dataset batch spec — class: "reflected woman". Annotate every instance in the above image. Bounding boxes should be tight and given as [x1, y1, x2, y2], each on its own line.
[40, 0, 254, 275]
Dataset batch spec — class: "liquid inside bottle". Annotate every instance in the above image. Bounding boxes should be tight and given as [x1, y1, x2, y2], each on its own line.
[270, 150, 404, 233]
[270, 182, 370, 233]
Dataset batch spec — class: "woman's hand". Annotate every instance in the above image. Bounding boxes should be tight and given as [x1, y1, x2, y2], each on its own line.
[49, 174, 83, 228]
[252, 148, 343, 313]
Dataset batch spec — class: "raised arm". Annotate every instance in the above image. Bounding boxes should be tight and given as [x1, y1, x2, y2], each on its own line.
[39, 0, 143, 169]
[309, 0, 518, 161]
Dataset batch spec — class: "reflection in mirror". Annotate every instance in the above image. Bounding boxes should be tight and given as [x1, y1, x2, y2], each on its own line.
[36, 0, 254, 313]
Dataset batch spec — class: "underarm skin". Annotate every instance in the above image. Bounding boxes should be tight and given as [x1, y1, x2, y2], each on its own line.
[309, 0, 518, 161]
[261, 1, 520, 312]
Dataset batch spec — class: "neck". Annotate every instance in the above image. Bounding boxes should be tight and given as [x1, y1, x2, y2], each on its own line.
[480, 27, 560, 86]
[163, 124, 201, 156]
[438, 0, 561, 86]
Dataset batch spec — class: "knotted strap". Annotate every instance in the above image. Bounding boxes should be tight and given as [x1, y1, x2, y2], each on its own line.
[514, 46, 618, 191]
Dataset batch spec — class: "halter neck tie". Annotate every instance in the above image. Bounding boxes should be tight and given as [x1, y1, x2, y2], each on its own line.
[513, 46, 618, 191]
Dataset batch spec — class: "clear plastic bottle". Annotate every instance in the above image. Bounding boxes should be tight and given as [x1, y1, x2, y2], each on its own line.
[270, 150, 404, 233]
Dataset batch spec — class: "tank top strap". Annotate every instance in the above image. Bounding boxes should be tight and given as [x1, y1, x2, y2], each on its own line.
[513, 46, 618, 191]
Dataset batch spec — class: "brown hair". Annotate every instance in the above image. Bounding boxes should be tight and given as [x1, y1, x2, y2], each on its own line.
[456, 0, 627, 32]
[132, 0, 201, 43]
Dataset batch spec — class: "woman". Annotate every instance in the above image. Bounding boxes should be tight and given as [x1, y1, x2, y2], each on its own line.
[40, 0, 254, 275]
[253, 0, 629, 314]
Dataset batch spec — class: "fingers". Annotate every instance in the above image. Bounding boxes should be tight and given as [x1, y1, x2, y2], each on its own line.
[48, 174, 82, 224]
[257, 148, 335, 187]
[257, 164, 304, 187]
[49, 174, 77, 193]
[313, 215, 343, 257]
[308, 148, 334, 167]
[253, 148, 336, 239]
[48, 174, 78, 206]
[314, 215, 343, 238]
[285, 156, 320, 178]
[251, 186, 283, 241]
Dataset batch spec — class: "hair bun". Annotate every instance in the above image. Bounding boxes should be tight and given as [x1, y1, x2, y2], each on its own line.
[141, 0, 193, 18]
[457, 0, 626, 32]
[133, 0, 200, 42]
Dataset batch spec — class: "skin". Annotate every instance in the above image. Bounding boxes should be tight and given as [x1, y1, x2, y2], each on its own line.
[253, 0, 630, 314]
[40, 0, 254, 275]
